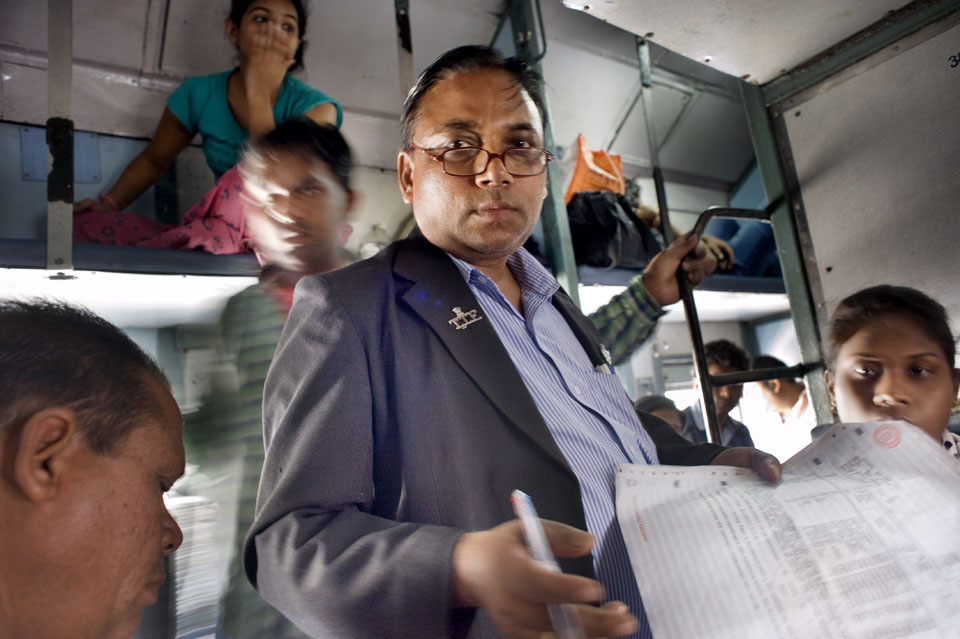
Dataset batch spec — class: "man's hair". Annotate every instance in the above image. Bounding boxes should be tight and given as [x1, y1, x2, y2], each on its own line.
[243, 116, 353, 191]
[243, 117, 353, 192]
[0, 300, 171, 454]
[229, 0, 309, 71]
[634, 394, 680, 416]
[751, 355, 799, 383]
[826, 285, 956, 369]
[400, 45, 547, 149]
[704, 339, 749, 372]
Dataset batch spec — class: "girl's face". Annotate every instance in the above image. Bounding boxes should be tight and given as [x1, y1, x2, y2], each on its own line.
[827, 313, 960, 439]
[230, 0, 301, 59]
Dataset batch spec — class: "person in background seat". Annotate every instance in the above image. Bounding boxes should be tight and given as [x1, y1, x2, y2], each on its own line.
[681, 339, 755, 447]
[751, 354, 815, 459]
[634, 394, 685, 434]
[74, 0, 341, 255]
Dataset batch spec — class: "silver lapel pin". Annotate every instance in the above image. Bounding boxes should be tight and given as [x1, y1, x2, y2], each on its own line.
[448, 306, 483, 330]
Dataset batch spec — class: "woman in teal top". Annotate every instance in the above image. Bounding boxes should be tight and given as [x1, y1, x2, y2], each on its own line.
[75, 0, 341, 213]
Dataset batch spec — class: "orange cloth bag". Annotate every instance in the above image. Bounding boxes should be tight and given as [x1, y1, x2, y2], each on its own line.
[563, 133, 626, 204]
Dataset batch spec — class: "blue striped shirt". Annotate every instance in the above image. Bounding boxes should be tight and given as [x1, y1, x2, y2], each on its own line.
[448, 248, 657, 639]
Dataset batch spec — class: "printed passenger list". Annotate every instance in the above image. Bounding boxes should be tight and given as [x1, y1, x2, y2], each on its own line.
[616, 421, 960, 639]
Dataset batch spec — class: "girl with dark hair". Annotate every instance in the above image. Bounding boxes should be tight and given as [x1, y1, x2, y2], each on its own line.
[73, 0, 341, 254]
[825, 285, 960, 458]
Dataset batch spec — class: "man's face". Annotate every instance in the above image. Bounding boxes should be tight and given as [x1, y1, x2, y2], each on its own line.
[58, 375, 185, 638]
[243, 151, 352, 274]
[398, 69, 548, 265]
[708, 364, 744, 420]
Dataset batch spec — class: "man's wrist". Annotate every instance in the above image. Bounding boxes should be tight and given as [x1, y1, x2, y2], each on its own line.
[451, 531, 482, 608]
[632, 274, 666, 316]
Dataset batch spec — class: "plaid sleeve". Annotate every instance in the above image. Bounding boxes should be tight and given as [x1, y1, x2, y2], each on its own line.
[588, 275, 665, 365]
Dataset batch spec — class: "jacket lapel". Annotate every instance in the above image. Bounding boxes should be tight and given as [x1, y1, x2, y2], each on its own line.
[393, 236, 571, 471]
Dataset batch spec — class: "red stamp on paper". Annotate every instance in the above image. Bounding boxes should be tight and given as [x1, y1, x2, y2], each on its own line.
[873, 423, 901, 449]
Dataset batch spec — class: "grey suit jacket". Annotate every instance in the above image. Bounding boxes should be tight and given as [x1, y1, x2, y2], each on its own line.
[246, 234, 724, 639]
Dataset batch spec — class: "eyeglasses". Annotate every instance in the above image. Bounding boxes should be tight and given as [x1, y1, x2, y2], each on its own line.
[411, 144, 554, 177]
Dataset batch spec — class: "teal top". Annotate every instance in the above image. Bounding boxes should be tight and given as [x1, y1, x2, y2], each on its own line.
[166, 69, 342, 180]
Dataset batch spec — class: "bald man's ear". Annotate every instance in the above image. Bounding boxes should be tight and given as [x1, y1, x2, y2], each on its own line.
[398, 150, 414, 204]
[11, 408, 78, 501]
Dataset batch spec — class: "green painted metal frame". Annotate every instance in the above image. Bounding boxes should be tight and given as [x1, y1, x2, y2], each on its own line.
[740, 82, 833, 425]
[505, 0, 581, 305]
[762, 0, 960, 106]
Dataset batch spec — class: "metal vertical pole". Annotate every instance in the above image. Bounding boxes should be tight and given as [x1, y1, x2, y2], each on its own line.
[395, 0, 414, 99]
[638, 37, 722, 443]
[509, 0, 580, 305]
[47, 0, 74, 271]
[740, 82, 832, 425]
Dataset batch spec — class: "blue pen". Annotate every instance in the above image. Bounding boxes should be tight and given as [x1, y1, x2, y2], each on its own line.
[511, 490, 587, 639]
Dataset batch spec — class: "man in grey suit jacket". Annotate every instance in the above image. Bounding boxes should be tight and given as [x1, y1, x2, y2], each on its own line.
[246, 45, 781, 639]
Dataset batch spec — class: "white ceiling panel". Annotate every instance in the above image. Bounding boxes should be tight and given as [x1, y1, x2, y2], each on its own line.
[161, 0, 236, 77]
[538, 0, 637, 64]
[784, 21, 960, 327]
[409, 0, 505, 79]
[562, 0, 911, 83]
[0, 63, 47, 125]
[541, 38, 644, 151]
[657, 91, 752, 183]
[0, 0, 46, 52]
[74, 0, 151, 69]
[0, 0, 150, 69]
[537, 1, 754, 187]
[299, 0, 403, 116]
[606, 83, 693, 167]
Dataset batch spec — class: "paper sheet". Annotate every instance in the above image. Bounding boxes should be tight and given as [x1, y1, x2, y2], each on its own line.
[616, 421, 960, 639]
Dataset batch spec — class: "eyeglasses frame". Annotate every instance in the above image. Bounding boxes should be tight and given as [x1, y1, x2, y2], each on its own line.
[410, 143, 555, 177]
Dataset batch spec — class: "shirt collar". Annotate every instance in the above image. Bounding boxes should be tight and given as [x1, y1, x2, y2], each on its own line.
[446, 247, 559, 299]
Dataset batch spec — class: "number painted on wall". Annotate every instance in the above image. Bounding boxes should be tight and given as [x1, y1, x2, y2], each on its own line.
[950, 53, 960, 68]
